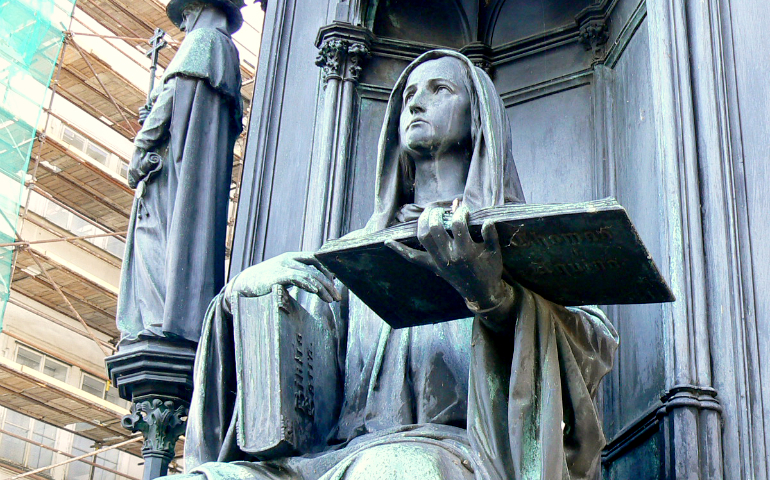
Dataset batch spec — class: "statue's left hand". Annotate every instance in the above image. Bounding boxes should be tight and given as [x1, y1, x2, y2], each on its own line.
[227, 252, 342, 304]
[386, 205, 514, 314]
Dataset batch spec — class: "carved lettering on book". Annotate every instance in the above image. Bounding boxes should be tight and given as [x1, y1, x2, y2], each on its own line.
[293, 333, 315, 419]
[506, 227, 614, 248]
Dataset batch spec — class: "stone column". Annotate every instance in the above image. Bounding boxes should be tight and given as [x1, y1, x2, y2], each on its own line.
[645, 0, 724, 477]
[122, 398, 187, 479]
[303, 23, 372, 250]
[327, 41, 369, 239]
[105, 339, 196, 479]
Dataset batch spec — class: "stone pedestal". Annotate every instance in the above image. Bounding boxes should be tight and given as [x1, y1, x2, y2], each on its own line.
[105, 339, 196, 480]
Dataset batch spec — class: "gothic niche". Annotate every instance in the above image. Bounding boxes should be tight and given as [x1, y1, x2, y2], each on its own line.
[366, 0, 597, 49]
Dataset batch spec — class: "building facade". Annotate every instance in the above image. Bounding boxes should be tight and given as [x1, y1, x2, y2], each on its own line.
[0, 0, 262, 476]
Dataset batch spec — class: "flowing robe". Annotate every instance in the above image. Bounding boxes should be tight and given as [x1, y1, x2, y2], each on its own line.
[181, 285, 618, 480]
[173, 50, 619, 479]
[117, 27, 242, 344]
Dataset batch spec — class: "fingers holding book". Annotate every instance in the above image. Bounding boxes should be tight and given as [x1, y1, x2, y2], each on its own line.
[385, 205, 514, 316]
[227, 252, 342, 305]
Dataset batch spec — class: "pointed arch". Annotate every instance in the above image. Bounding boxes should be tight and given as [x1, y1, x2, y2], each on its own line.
[365, 0, 473, 48]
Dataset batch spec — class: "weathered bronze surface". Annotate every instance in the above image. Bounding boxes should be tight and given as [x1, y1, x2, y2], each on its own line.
[168, 50, 621, 480]
[116, 1, 243, 345]
[318, 198, 674, 328]
[111, 3, 245, 478]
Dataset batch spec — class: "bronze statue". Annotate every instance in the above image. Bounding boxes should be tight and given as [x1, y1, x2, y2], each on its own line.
[175, 50, 618, 480]
[116, 0, 244, 344]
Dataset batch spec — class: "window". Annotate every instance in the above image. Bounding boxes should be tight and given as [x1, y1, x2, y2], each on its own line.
[62, 126, 86, 152]
[60, 126, 119, 173]
[28, 420, 56, 469]
[0, 409, 29, 464]
[15, 345, 68, 382]
[15, 347, 42, 370]
[26, 191, 126, 260]
[86, 142, 109, 165]
[68, 435, 118, 480]
[119, 162, 128, 179]
[0, 408, 57, 471]
[81, 373, 106, 398]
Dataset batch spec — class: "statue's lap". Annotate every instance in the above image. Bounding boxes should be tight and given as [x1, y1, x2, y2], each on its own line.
[179, 438, 476, 480]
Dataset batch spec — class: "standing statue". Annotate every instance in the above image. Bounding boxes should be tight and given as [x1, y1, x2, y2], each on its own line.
[116, 0, 244, 344]
[174, 50, 618, 479]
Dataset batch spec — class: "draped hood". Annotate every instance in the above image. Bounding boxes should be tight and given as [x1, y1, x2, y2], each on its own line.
[365, 49, 525, 232]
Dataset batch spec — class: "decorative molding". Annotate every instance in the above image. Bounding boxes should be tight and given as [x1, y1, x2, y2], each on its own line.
[500, 69, 593, 107]
[122, 397, 188, 459]
[603, 0, 647, 68]
[370, 36, 437, 62]
[357, 82, 391, 101]
[347, 42, 371, 82]
[602, 385, 722, 465]
[659, 384, 722, 415]
[491, 25, 579, 66]
[602, 403, 660, 464]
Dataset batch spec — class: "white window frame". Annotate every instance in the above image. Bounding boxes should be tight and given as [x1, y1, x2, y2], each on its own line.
[15, 344, 69, 383]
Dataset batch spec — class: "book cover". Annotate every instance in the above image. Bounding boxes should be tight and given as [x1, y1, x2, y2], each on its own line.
[233, 287, 340, 458]
[317, 198, 674, 329]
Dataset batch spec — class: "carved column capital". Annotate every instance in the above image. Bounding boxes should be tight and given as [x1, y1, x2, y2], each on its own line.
[346, 42, 370, 83]
[122, 397, 188, 462]
[315, 38, 349, 83]
[315, 23, 374, 86]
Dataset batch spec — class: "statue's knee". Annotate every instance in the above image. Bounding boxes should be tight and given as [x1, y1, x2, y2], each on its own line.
[344, 443, 445, 480]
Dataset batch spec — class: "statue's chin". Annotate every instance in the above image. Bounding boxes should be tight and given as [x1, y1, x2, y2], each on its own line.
[402, 138, 437, 158]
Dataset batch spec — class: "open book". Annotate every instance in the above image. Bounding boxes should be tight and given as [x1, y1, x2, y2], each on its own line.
[317, 198, 674, 329]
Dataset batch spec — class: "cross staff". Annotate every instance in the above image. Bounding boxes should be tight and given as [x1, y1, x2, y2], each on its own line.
[145, 28, 167, 106]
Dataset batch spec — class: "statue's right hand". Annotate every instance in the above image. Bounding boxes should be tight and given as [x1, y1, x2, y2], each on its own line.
[228, 252, 341, 303]
[137, 104, 150, 125]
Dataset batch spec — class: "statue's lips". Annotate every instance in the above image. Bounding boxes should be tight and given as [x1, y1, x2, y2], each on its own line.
[407, 119, 428, 128]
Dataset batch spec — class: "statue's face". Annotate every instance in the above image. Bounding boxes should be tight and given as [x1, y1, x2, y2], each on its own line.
[399, 57, 472, 157]
[180, 5, 202, 32]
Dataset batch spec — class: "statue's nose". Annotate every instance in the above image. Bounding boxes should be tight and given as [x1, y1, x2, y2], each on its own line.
[409, 103, 425, 114]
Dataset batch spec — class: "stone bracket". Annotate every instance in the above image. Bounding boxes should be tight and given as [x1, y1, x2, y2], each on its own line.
[575, 1, 611, 57]
[106, 338, 197, 480]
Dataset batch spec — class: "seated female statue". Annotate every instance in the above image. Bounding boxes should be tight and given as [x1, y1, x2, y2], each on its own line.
[174, 50, 619, 480]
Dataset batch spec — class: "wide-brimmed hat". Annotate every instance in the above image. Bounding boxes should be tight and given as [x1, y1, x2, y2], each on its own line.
[167, 0, 246, 33]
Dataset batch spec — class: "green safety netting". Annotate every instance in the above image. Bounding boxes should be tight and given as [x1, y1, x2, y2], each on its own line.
[0, 0, 75, 329]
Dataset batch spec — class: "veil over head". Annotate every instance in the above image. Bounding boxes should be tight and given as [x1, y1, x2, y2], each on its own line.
[365, 49, 525, 232]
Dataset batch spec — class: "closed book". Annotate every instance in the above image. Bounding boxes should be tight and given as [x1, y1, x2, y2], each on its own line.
[232, 287, 340, 458]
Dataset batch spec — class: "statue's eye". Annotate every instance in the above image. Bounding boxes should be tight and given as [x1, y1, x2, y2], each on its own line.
[436, 85, 451, 93]
[404, 93, 414, 105]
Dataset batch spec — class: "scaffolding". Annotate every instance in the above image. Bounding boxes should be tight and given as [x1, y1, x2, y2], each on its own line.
[0, 0, 76, 328]
[0, 0, 262, 475]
